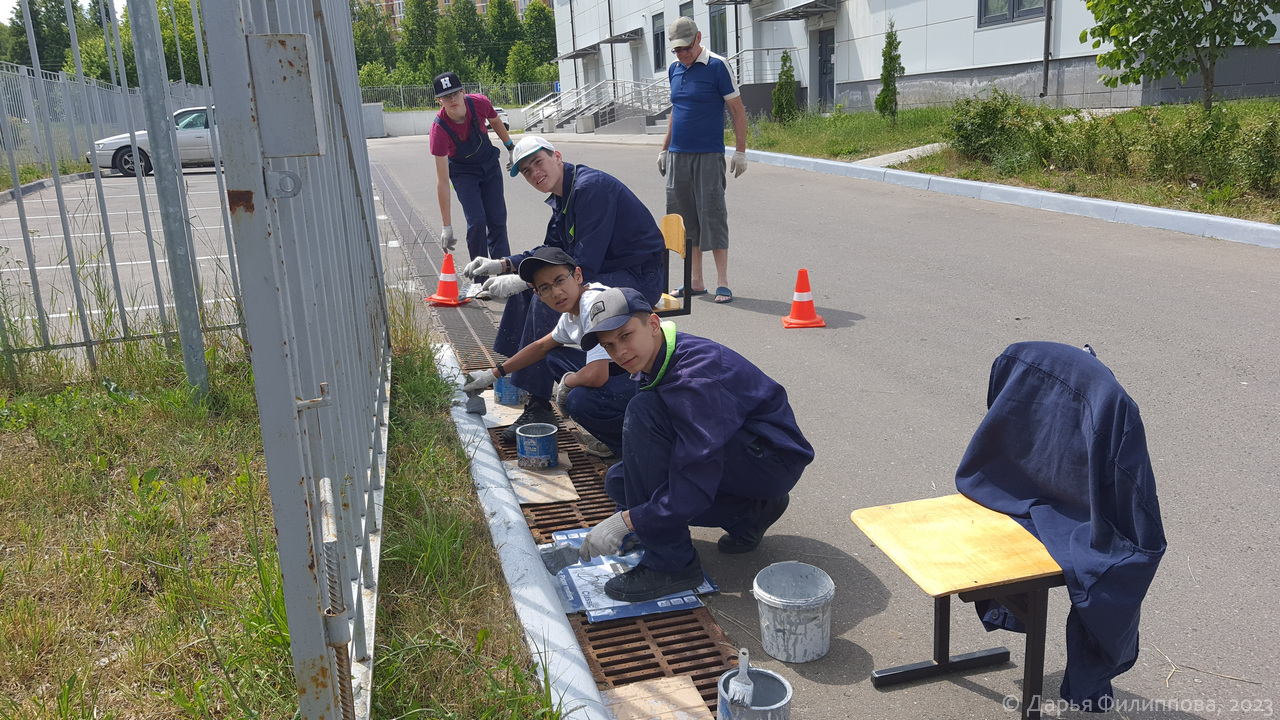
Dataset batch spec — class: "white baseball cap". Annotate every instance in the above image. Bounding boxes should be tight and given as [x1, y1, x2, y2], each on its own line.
[668, 16, 698, 49]
[510, 135, 557, 177]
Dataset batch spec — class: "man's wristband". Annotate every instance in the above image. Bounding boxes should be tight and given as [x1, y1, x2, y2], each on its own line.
[494, 364, 507, 378]
[504, 139, 514, 150]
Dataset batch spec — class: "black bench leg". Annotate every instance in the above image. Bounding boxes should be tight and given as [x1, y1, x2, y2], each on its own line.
[871, 595, 1011, 688]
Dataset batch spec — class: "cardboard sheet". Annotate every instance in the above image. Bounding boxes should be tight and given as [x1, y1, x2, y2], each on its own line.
[480, 388, 527, 426]
[602, 676, 713, 720]
[502, 452, 577, 504]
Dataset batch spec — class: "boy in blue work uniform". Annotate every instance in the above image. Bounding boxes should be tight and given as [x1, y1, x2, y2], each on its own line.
[462, 137, 666, 443]
[459, 247, 636, 456]
[430, 71, 516, 280]
[576, 287, 815, 602]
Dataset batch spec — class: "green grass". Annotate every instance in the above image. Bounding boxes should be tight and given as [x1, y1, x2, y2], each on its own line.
[0, 159, 94, 193]
[899, 98, 1280, 224]
[0, 290, 559, 718]
[732, 105, 956, 162]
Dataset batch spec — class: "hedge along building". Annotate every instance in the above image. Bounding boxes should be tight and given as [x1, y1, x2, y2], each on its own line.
[552, 0, 1280, 115]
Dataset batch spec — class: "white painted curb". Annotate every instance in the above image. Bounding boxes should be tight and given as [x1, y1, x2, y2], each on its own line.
[434, 343, 611, 720]
[732, 148, 1280, 249]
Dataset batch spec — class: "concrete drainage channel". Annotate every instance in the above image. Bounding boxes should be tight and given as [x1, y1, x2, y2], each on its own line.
[375, 166, 737, 718]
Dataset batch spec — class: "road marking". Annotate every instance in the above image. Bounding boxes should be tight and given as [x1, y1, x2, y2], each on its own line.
[3, 207, 227, 221]
[0, 254, 231, 273]
[0, 227, 225, 242]
[26, 296, 236, 321]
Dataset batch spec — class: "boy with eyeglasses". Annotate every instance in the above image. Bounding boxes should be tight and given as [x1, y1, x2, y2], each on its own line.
[462, 247, 636, 457]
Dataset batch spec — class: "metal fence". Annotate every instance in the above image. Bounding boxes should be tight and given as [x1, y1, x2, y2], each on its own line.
[362, 80, 557, 109]
[205, 0, 390, 717]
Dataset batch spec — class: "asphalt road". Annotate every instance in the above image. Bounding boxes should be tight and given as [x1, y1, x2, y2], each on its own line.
[368, 135, 1280, 720]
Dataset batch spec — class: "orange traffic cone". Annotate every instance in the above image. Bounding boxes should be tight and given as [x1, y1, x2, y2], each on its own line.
[782, 269, 826, 328]
[426, 253, 470, 306]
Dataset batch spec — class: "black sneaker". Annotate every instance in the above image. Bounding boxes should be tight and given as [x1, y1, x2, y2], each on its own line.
[717, 494, 790, 554]
[501, 398, 559, 443]
[604, 559, 704, 602]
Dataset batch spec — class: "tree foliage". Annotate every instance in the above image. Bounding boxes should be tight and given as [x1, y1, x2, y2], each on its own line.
[505, 40, 538, 83]
[351, 0, 395, 70]
[448, 0, 487, 59]
[772, 50, 798, 123]
[485, 0, 521, 74]
[397, 0, 439, 71]
[875, 19, 904, 126]
[1080, 0, 1280, 112]
[522, 1, 556, 65]
[8, 0, 73, 70]
[432, 16, 474, 81]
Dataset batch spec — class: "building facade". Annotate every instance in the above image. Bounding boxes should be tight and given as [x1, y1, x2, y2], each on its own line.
[553, 0, 1280, 113]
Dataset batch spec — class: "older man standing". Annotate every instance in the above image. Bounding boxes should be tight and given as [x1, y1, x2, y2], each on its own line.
[659, 16, 749, 304]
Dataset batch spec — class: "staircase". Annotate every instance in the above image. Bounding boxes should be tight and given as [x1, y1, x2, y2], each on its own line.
[524, 80, 671, 134]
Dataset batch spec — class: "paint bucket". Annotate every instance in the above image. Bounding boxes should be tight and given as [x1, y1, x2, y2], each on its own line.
[716, 666, 793, 720]
[753, 561, 835, 663]
[515, 423, 558, 470]
[493, 376, 522, 406]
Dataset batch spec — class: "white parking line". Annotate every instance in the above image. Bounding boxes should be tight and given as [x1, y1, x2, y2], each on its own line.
[2, 207, 228, 221]
[0, 227, 225, 243]
[0, 254, 231, 273]
[27, 296, 236, 321]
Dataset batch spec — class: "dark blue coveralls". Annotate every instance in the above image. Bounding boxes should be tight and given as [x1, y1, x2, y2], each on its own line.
[604, 323, 815, 572]
[435, 96, 510, 263]
[495, 163, 665, 401]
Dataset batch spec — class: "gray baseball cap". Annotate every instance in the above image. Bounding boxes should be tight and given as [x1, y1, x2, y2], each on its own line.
[581, 287, 653, 350]
[668, 16, 698, 49]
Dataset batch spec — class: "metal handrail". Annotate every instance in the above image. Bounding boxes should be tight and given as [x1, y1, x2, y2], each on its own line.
[528, 79, 670, 132]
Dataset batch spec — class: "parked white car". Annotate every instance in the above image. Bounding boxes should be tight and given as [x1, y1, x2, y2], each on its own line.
[86, 106, 217, 177]
[494, 106, 510, 130]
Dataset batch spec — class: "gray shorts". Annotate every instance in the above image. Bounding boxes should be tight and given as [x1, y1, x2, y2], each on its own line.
[665, 152, 729, 251]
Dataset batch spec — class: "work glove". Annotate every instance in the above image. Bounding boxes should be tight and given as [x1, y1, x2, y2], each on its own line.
[462, 369, 498, 393]
[505, 140, 516, 174]
[462, 256, 504, 280]
[580, 511, 630, 562]
[552, 373, 572, 412]
[657, 150, 668, 177]
[729, 151, 748, 178]
[440, 225, 456, 253]
[475, 274, 528, 301]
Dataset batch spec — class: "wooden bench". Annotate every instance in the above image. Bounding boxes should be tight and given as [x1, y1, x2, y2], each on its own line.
[850, 494, 1065, 720]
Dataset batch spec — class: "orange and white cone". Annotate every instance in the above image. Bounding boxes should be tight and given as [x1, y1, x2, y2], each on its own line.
[782, 269, 826, 328]
[426, 253, 470, 306]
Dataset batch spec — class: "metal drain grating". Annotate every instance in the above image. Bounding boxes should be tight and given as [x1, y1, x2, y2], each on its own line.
[433, 303, 506, 372]
[570, 607, 736, 714]
[486, 424, 617, 542]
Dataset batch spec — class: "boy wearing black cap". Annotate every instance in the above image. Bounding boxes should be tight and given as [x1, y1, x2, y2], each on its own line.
[575, 287, 814, 602]
[461, 247, 636, 456]
[430, 71, 516, 282]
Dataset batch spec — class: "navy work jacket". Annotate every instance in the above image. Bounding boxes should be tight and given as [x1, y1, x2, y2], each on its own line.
[628, 330, 815, 536]
[955, 341, 1166, 710]
[506, 163, 664, 280]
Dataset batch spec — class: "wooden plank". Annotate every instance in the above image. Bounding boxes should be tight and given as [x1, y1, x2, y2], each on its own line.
[850, 494, 1062, 597]
[603, 676, 714, 720]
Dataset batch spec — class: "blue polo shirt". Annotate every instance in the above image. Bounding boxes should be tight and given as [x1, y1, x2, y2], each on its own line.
[668, 48, 739, 154]
[505, 162, 665, 280]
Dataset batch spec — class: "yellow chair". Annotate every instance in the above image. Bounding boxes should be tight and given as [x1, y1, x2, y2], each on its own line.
[654, 213, 692, 317]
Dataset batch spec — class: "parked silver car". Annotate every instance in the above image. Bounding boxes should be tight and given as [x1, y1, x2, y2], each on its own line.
[86, 106, 217, 177]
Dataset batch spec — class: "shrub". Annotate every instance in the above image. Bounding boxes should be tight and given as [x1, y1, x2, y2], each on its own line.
[772, 51, 799, 124]
[1145, 107, 1238, 187]
[875, 20, 905, 127]
[1234, 118, 1280, 195]
[947, 88, 1026, 162]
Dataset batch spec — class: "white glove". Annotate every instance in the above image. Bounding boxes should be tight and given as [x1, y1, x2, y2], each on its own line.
[552, 373, 572, 412]
[580, 511, 630, 562]
[657, 151, 667, 177]
[476, 274, 528, 301]
[462, 256, 504, 280]
[440, 225, 456, 253]
[729, 151, 747, 178]
[506, 148, 515, 174]
[462, 369, 498, 393]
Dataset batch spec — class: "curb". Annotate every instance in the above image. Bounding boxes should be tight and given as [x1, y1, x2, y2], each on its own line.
[736, 148, 1280, 250]
[1, 171, 98, 205]
[434, 343, 611, 720]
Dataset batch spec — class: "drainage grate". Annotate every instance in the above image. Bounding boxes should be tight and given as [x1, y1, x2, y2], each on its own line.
[433, 303, 506, 372]
[570, 607, 736, 714]
[486, 424, 617, 543]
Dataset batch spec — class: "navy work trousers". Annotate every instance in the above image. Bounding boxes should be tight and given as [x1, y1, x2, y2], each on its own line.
[545, 347, 635, 455]
[604, 391, 806, 573]
[494, 258, 664, 400]
[450, 153, 510, 263]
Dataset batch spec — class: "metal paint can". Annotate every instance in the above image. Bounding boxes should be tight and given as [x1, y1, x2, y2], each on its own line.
[493, 376, 522, 406]
[515, 423, 558, 469]
[753, 561, 836, 663]
[717, 666, 793, 720]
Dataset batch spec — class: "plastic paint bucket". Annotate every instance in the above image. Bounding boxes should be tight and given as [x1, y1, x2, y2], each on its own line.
[515, 423, 558, 469]
[716, 666, 793, 720]
[753, 561, 836, 663]
[493, 376, 522, 406]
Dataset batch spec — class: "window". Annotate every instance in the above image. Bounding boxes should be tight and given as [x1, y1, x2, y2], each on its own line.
[709, 5, 727, 55]
[175, 110, 208, 130]
[979, 0, 1043, 26]
[679, 1, 693, 17]
[653, 13, 665, 71]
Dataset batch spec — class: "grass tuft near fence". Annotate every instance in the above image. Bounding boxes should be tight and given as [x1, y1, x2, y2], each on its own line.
[0, 290, 559, 718]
